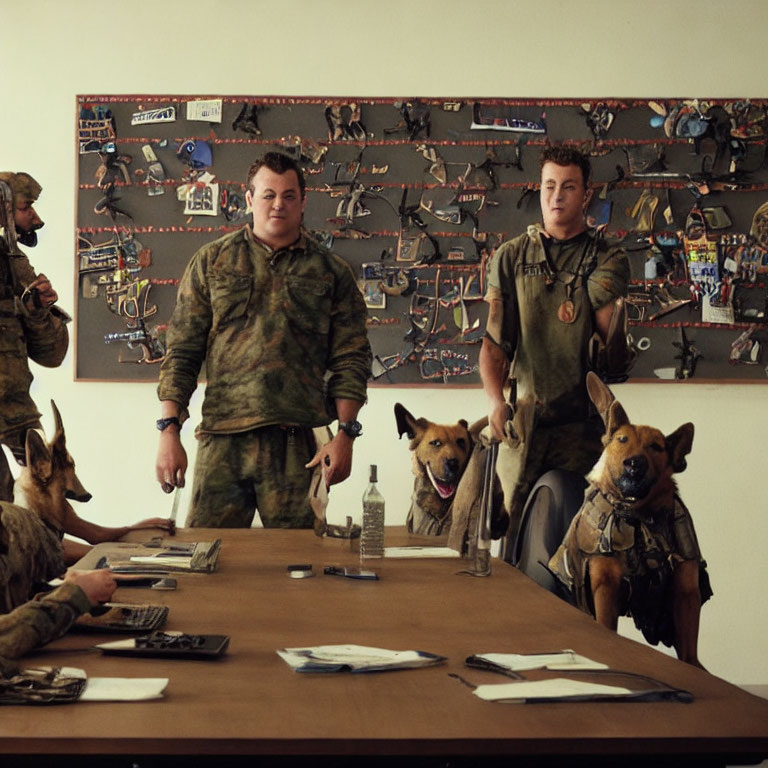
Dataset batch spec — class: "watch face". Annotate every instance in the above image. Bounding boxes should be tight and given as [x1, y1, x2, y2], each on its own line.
[340, 420, 362, 437]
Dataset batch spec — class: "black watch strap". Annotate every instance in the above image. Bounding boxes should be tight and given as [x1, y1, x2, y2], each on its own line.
[156, 417, 181, 432]
[337, 420, 363, 439]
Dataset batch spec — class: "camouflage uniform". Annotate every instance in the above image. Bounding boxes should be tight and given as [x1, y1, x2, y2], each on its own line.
[158, 225, 371, 528]
[485, 225, 629, 557]
[0, 241, 69, 502]
[0, 582, 90, 677]
[1, 501, 67, 613]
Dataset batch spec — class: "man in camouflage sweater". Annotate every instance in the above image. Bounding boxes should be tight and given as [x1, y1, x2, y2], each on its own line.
[0, 172, 69, 502]
[0, 570, 115, 678]
[479, 146, 630, 559]
[156, 152, 371, 528]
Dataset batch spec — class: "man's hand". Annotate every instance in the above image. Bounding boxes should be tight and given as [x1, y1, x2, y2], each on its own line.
[488, 396, 509, 442]
[22, 273, 58, 309]
[126, 517, 176, 534]
[156, 430, 187, 493]
[65, 568, 117, 606]
[306, 432, 353, 488]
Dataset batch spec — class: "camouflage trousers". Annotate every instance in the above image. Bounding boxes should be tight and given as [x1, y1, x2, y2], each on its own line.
[499, 417, 603, 560]
[187, 425, 318, 528]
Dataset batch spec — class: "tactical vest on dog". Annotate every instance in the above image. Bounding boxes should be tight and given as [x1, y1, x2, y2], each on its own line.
[548, 485, 712, 648]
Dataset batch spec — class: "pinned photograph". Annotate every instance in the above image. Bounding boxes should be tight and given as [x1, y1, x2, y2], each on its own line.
[358, 279, 386, 310]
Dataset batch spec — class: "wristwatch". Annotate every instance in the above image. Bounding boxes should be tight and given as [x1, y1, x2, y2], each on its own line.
[156, 417, 181, 432]
[337, 420, 363, 439]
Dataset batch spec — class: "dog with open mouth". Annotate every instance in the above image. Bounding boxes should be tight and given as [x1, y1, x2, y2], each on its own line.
[395, 403, 474, 536]
[549, 373, 712, 668]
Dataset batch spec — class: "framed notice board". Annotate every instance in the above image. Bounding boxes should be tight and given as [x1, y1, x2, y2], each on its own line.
[75, 95, 768, 383]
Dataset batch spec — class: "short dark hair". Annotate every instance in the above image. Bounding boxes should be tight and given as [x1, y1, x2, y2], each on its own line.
[539, 145, 591, 187]
[246, 152, 306, 198]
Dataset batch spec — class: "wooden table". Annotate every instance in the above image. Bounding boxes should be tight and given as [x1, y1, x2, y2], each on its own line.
[2, 528, 767, 767]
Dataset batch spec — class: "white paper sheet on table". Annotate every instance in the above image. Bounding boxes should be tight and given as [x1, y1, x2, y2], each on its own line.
[474, 678, 632, 702]
[80, 676, 169, 701]
[383, 547, 459, 558]
[474, 650, 609, 671]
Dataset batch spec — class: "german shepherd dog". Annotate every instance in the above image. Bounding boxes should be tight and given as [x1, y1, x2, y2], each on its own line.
[549, 373, 711, 668]
[14, 401, 172, 556]
[1, 408, 74, 612]
[1, 401, 172, 610]
[395, 403, 474, 536]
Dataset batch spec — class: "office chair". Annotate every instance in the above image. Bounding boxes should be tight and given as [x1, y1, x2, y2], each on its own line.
[510, 469, 586, 605]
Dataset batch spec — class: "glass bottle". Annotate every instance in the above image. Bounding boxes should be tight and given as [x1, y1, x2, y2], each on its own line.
[360, 464, 385, 559]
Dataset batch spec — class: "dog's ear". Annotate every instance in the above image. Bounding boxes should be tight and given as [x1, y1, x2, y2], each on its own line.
[395, 403, 424, 441]
[586, 371, 615, 426]
[50, 399, 69, 462]
[603, 400, 630, 443]
[458, 419, 473, 451]
[51, 399, 64, 439]
[25, 430, 53, 484]
[666, 422, 694, 473]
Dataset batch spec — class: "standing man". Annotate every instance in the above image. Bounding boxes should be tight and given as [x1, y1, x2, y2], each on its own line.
[479, 145, 631, 558]
[156, 152, 372, 528]
[0, 172, 68, 502]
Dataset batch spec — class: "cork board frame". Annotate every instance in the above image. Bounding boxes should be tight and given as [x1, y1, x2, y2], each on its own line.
[75, 95, 768, 384]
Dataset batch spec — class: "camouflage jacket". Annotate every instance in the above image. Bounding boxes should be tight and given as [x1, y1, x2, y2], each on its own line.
[0, 582, 90, 677]
[486, 226, 628, 426]
[158, 226, 371, 433]
[0, 243, 69, 439]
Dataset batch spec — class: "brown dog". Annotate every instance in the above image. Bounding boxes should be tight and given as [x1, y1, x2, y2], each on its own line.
[395, 403, 474, 536]
[1, 419, 71, 612]
[549, 373, 711, 667]
[12, 401, 172, 566]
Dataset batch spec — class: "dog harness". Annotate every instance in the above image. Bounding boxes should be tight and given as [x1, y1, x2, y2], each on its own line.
[549, 484, 711, 648]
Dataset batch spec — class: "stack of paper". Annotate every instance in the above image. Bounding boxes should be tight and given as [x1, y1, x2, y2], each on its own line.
[103, 539, 221, 573]
[277, 644, 446, 673]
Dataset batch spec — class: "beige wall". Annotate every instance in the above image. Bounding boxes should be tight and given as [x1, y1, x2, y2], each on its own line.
[2, 0, 768, 685]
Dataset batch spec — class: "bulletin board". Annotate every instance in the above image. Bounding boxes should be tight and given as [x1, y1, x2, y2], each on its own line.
[75, 95, 768, 383]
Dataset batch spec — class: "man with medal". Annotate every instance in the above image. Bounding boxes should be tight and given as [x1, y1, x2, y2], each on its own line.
[479, 145, 630, 558]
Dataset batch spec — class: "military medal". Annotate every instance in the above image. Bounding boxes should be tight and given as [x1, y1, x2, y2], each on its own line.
[557, 299, 576, 324]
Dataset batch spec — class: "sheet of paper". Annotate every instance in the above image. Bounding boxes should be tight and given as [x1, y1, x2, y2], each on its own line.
[277, 644, 443, 672]
[475, 650, 609, 671]
[384, 547, 460, 558]
[79, 677, 169, 701]
[129, 556, 192, 567]
[473, 678, 632, 702]
[186, 99, 222, 122]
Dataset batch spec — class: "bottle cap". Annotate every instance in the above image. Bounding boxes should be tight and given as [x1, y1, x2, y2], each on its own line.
[369, 464, 378, 483]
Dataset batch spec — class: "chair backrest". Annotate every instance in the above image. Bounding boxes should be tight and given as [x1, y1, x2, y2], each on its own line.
[510, 469, 585, 602]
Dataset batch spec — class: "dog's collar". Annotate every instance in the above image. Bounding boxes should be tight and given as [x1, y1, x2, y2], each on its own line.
[420, 499, 452, 527]
[590, 486, 674, 521]
[587, 486, 644, 518]
[599, 489, 639, 515]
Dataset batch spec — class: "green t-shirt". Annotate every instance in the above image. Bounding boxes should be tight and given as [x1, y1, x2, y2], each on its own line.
[486, 225, 629, 425]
